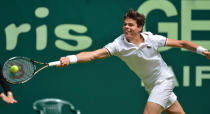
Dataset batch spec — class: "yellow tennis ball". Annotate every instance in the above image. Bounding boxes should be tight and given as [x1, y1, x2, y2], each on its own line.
[10, 65, 19, 73]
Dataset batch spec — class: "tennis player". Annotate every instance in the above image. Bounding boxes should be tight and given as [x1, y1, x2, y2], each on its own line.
[57, 9, 210, 114]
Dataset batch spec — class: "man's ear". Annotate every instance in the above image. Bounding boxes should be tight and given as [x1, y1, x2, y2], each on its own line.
[138, 26, 143, 32]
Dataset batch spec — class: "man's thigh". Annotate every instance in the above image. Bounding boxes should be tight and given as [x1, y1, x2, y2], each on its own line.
[165, 100, 185, 114]
[147, 79, 177, 109]
[144, 101, 163, 114]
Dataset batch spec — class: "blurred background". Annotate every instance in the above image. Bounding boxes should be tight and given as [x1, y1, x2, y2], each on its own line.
[0, 0, 210, 113]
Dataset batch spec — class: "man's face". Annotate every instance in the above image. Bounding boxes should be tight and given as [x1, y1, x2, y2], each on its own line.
[123, 18, 142, 39]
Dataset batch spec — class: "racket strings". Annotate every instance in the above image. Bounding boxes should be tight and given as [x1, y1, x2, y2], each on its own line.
[3, 57, 35, 84]
[4, 63, 34, 76]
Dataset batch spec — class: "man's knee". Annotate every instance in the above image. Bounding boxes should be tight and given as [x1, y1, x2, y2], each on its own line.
[144, 102, 163, 114]
[166, 111, 185, 114]
[166, 100, 185, 114]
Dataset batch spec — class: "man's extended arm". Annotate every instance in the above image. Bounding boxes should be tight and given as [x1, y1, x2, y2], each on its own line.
[166, 38, 210, 59]
[57, 48, 110, 67]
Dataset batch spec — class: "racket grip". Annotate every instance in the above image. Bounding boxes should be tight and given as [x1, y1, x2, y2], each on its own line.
[48, 61, 60, 67]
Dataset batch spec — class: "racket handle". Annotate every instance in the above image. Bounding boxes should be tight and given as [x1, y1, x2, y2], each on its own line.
[48, 61, 60, 67]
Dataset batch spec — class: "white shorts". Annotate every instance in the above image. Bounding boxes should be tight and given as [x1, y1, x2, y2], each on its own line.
[147, 77, 177, 109]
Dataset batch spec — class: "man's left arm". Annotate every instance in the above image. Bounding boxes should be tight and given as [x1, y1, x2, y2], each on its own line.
[166, 38, 210, 59]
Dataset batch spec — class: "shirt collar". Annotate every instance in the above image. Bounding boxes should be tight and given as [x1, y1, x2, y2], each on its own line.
[122, 33, 150, 48]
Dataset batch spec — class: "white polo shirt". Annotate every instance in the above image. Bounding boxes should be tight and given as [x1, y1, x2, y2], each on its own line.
[104, 32, 174, 90]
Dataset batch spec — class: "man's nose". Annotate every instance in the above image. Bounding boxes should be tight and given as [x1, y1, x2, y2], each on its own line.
[124, 25, 130, 29]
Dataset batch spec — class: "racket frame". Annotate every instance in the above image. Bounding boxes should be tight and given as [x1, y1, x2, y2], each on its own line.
[3, 56, 50, 84]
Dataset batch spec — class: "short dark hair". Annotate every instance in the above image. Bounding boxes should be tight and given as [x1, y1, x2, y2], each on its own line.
[124, 8, 145, 27]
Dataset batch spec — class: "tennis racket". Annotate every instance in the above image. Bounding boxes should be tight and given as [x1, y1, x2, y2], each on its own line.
[2, 56, 60, 84]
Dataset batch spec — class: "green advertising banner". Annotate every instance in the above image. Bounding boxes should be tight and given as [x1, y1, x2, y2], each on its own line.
[0, 0, 210, 114]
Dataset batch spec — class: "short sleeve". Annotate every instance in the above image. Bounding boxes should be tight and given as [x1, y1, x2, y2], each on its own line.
[148, 33, 167, 49]
[154, 35, 167, 47]
[104, 40, 119, 56]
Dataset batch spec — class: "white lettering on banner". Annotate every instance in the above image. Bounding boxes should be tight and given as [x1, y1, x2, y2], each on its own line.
[181, 0, 210, 51]
[36, 7, 48, 50]
[196, 66, 210, 87]
[3, 1, 210, 51]
[5, 24, 31, 50]
[55, 24, 92, 51]
[4, 7, 92, 51]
